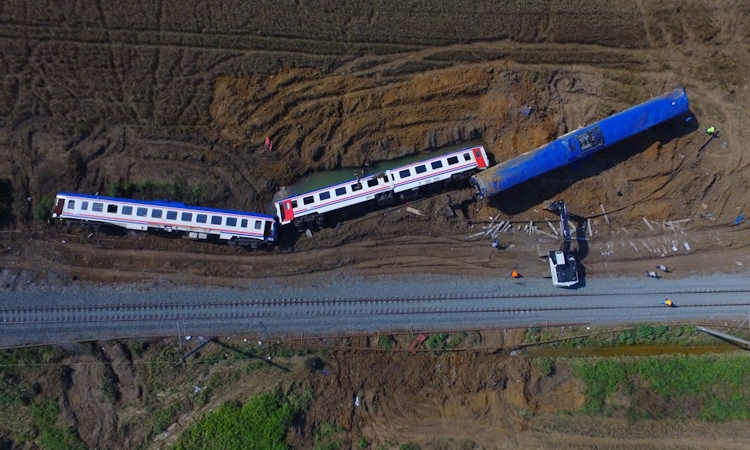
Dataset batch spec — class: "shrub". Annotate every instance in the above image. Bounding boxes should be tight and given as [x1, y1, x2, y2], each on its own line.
[33, 195, 55, 222]
[358, 438, 370, 449]
[30, 399, 86, 450]
[378, 335, 393, 350]
[425, 333, 448, 350]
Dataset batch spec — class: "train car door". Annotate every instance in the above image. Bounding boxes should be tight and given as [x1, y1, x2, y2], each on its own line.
[264, 220, 273, 240]
[473, 148, 487, 169]
[280, 199, 294, 222]
[54, 198, 64, 216]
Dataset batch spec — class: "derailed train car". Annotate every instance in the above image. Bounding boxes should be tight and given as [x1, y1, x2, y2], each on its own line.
[470, 88, 690, 199]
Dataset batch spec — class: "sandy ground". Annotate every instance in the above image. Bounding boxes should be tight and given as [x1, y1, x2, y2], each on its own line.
[2, 1, 750, 448]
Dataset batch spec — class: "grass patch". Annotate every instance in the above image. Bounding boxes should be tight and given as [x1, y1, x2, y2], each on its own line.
[106, 180, 209, 205]
[446, 332, 467, 349]
[174, 389, 312, 450]
[358, 438, 370, 449]
[571, 354, 750, 421]
[30, 399, 86, 450]
[152, 404, 180, 435]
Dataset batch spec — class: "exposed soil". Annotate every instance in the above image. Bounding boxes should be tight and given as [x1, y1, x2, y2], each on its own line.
[5, 335, 750, 450]
[2, 1, 750, 448]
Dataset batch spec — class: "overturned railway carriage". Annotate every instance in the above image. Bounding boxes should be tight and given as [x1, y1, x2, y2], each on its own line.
[52, 192, 277, 247]
[275, 145, 489, 228]
[470, 88, 690, 199]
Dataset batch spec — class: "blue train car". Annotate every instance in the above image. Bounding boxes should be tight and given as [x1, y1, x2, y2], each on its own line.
[470, 88, 689, 199]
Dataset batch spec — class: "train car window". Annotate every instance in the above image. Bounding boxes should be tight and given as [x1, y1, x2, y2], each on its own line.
[291, 200, 298, 208]
[303, 196, 314, 205]
[136, 207, 148, 217]
[351, 183, 362, 192]
[122, 206, 133, 215]
[197, 214, 207, 223]
[92, 203, 103, 212]
[211, 215, 222, 225]
[226, 217, 237, 227]
[107, 204, 118, 213]
[399, 169, 411, 178]
[254, 221, 262, 230]
[67, 200, 75, 209]
[576, 126, 605, 153]
[241, 219, 248, 228]
[166, 211, 177, 220]
[431, 161, 443, 170]
[319, 191, 331, 201]
[151, 209, 162, 218]
[447, 156, 459, 165]
[390, 174, 395, 181]
[367, 179, 378, 188]
[335, 187, 347, 196]
[415, 165, 427, 174]
[463, 153, 471, 161]
[81, 201, 89, 210]
[181, 212, 193, 222]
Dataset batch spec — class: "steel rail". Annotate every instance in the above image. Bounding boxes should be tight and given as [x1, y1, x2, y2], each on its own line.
[4, 286, 750, 312]
[2, 302, 750, 324]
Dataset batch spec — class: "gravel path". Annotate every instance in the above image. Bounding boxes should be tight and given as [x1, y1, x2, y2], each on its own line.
[2, 272, 750, 347]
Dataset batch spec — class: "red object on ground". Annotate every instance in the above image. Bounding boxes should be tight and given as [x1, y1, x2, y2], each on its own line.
[264, 136, 273, 152]
[409, 334, 427, 354]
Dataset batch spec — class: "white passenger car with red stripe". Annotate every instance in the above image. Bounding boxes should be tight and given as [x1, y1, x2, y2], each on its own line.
[275, 145, 489, 227]
[52, 192, 277, 247]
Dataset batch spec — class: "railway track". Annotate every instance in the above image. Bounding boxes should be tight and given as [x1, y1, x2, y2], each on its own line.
[3, 291, 750, 325]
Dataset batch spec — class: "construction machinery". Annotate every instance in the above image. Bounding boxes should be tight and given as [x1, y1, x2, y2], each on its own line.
[546, 200, 579, 288]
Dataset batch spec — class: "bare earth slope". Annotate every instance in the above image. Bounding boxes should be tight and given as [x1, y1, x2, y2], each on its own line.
[2, 1, 750, 281]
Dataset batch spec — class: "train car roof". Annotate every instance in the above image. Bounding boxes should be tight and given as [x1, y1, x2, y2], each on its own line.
[57, 192, 275, 218]
[275, 145, 484, 202]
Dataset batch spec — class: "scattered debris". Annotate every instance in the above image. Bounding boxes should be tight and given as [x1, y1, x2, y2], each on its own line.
[437, 203, 455, 218]
[656, 265, 669, 272]
[587, 218, 592, 237]
[600, 204, 610, 225]
[646, 271, 659, 279]
[643, 217, 655, 231]
[354, 396, 360, 407]
[519, 106, 531, 117]
[546, 220, 559, 236]
[735, 214, 744, 226]
[406, 207, 424, 216]
[305, 229, 314, 238]
[684, 242, 691, 251]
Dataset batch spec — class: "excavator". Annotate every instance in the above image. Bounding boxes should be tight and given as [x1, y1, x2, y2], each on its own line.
[545, 200, 579, 288]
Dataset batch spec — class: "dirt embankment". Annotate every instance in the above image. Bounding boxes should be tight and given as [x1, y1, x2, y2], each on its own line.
[1, 4, 750, 278]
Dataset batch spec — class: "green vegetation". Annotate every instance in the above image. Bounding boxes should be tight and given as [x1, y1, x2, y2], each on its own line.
[425, 333, 447, 350]
[399, 444, 420, 450]
[378, 335, 393, 350]
[446, 332, 467, 348]
[33, 195, 55, 222]
[524, 327, 541, 344]
[174, 390, 312, 450]
[106, 180, 209, 204]
[30, 399, 86, 450]
[534, 357, 555, 377]
[313, 423, 344, 450]
[152, 404, 180, 435]
[572, 355, 750, 421]
[376, 441, 394, 450]
[358, 438, 370, 449]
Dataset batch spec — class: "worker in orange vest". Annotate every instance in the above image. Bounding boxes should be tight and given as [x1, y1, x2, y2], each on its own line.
[512, 270, 521, 279]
